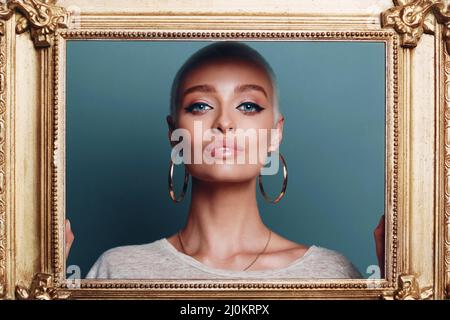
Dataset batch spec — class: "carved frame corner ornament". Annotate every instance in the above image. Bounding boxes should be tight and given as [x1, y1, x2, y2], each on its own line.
[0, 0, 70, 48]
[381, 0, 450, 54]
[15, 273, 70, 300]
[382, 274, 434, 300]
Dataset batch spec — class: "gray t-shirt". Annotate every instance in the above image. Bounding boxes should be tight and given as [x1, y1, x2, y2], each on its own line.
[86, 238, 362, 279]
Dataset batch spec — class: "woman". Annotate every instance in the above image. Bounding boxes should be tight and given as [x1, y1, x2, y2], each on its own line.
[79, 41, 368, 279]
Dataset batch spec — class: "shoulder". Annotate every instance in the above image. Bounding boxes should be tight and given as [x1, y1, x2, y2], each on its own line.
[100, 240, 166, 260]
[267, 233, 362, 279]
[85, 238, 167, 279]
[264, 235, 310, 269]
[305, 245, 363, 279]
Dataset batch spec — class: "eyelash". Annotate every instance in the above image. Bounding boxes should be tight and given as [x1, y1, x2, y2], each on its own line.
[184, 103, 213, 113]
[184, 102, 264, 114]
[236, 102, 264, 114]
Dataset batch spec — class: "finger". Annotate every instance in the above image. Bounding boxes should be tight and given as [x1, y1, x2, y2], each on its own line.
[374, 214, 385, 235]
[66, 219, 74, 240]
[374, 214, 386, 277]
[379, 214, 385, 227]
[65, 219, 74, 259]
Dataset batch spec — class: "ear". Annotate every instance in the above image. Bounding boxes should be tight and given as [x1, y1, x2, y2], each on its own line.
[167, 115, 176, 147]
[268, 115, 284, 153]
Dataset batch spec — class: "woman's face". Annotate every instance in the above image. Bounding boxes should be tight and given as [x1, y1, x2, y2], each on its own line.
[168, 57, 284, 183]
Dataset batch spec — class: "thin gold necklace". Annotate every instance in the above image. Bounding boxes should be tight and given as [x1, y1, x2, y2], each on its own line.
[177, 230, 272, 271]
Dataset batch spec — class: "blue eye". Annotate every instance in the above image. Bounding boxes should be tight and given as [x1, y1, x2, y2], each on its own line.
[185, 103, 213, 113]
[237, 102, 264, 113]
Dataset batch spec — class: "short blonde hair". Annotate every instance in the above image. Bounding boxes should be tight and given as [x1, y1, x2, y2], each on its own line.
[170, 41, 281, 126]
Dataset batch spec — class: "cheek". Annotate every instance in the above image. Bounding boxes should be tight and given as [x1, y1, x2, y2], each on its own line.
[239, 119, 275, 152]
[239, 111, 274, 130]
[171, 124, 209, 162]
[176, 115, 214, 138]
[176, 115, 195, 132]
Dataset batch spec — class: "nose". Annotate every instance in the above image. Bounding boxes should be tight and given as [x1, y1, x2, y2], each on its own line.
[212, 108, 235, 134]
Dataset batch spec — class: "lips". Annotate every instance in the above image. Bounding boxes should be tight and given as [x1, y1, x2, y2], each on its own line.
[208, 138, 244, 158]
[211, 146, 236, 158]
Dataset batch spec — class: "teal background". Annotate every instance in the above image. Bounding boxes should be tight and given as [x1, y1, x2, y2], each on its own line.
[66, 40, 385, 279]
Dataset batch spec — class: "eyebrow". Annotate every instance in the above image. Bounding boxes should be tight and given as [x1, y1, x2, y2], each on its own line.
[235, 84, 268, 98]
[183, 84, 216, 97]
[182, 84, 268, 98]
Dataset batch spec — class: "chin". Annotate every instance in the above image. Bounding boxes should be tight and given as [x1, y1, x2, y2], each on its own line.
[188, 163, 260, 183]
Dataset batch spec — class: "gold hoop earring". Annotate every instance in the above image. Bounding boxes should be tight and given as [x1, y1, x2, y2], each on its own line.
[168, 159, 189, 203]
[258, 152, 288, 204]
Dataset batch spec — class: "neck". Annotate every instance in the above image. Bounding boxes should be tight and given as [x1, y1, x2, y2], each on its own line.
[181, 176, 269, 258]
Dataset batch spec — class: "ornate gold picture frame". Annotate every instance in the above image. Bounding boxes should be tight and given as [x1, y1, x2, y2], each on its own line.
[0, 0, 449, 300]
